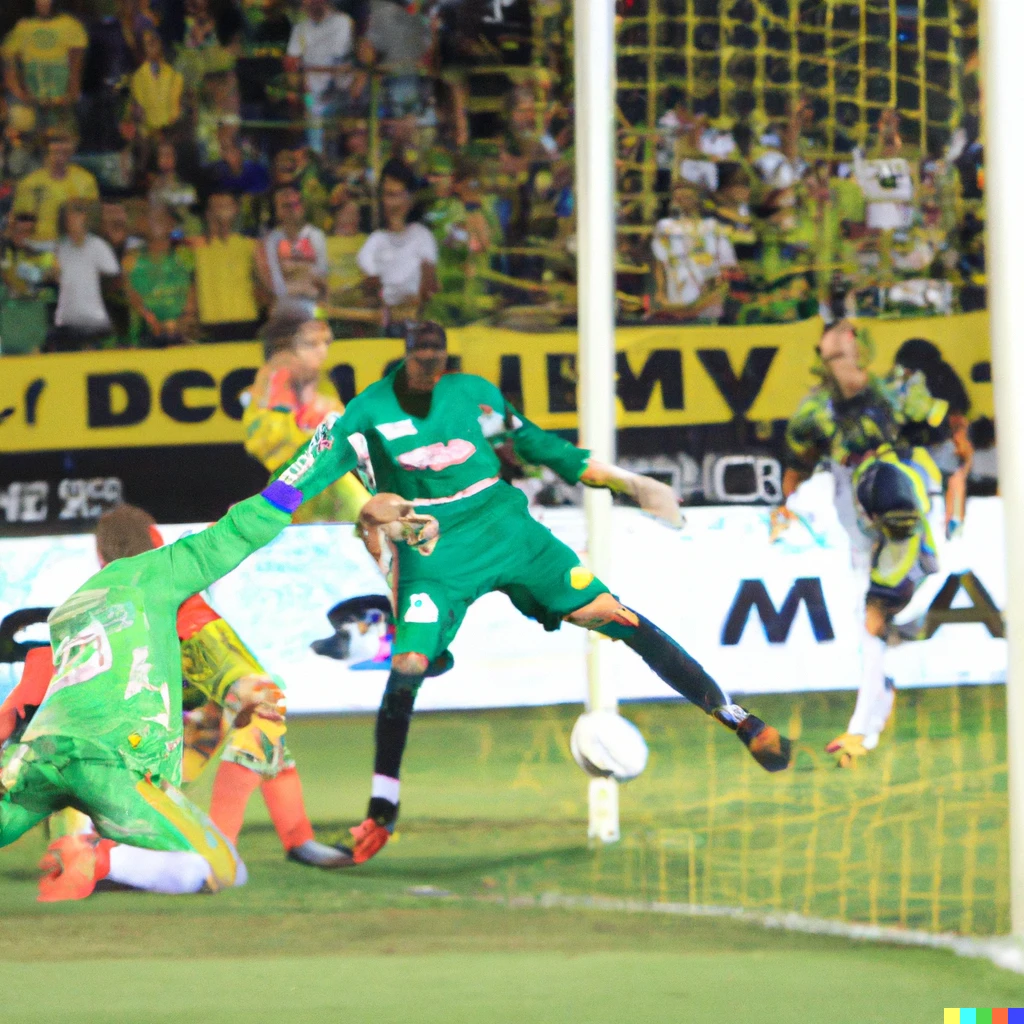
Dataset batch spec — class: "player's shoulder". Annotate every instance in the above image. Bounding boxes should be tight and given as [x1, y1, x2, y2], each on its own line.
[790, 383, 830, 418]
[343, 373, 393, 414]
[441, 372, 504, 407]
[447, 371, 500, 395]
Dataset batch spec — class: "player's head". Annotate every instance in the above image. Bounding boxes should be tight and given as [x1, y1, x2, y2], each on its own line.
[403, 320, 448, 393]
[816, 319, 873, 394]
[95, 503, 163, 567]
[260, 301, 331, 381]
[855, 459, 922, 541]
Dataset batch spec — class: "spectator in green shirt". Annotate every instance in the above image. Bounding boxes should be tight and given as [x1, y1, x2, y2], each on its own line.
[123, 203, 197, 347]
[423, 151, 498, 326]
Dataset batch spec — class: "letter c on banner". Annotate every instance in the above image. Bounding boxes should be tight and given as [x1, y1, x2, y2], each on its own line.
[161, 370, 217, 423]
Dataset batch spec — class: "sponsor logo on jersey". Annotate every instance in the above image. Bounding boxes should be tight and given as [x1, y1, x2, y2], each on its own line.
[404, 593, 439, 623]
[280, 450, 314, 484]
[397, 439, 476, 471]
[377, 418, 418, 441]
[310, 412, 339, 453]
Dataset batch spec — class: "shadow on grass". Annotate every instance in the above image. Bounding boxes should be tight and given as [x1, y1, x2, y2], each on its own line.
[355, 844, 592, 882]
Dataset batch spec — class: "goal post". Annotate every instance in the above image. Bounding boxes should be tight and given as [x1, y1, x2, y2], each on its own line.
[573, 0, 619, 843]
[982, 0, 1024, 939]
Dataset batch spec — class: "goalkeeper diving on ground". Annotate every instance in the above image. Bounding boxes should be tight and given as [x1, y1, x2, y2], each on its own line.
[0, 449, 435, 899]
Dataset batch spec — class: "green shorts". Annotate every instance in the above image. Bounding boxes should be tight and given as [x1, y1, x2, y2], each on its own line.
[393, 482, 609, 661]
[0, 735, 241, 889]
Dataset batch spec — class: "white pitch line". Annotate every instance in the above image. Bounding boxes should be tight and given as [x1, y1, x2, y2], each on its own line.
[469, 892, 1024, 974]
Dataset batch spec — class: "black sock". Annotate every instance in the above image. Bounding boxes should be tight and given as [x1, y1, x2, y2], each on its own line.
[369, 669, 424, 824]
[617, 612, 730, 714]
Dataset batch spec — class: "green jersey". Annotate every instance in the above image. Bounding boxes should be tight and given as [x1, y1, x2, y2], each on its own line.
[20, 495, 293, 788]
[282, 366, 589, 512]
[128, 248, 193, 331]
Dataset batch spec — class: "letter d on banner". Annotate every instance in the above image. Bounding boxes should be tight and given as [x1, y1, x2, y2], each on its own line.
[87, 373, 151, 429]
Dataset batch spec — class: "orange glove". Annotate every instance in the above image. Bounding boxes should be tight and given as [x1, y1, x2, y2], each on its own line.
[769, 505, 797, 543]
[349, 818, 392, 864]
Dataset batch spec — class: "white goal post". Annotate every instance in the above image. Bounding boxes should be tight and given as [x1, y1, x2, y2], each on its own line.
[983, 0, 1024, 939]
[573, 0, 619, 842]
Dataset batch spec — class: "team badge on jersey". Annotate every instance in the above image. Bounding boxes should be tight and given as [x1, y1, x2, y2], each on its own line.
[404, 593, 439, 623]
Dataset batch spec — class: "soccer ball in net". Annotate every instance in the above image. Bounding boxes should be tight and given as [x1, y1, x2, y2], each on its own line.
[570, 710, 649, 783]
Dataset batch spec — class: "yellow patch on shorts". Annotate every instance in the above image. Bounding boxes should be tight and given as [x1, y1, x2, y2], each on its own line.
[569, 566, 595, 590]
[135, 778, 238, 890]
[127, 733, 142, 749]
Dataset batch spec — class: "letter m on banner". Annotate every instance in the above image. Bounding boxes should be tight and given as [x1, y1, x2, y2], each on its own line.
[721, 578, 835, 645]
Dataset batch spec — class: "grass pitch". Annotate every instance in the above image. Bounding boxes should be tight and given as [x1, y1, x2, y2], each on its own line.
[1, 690, 1021, 1022]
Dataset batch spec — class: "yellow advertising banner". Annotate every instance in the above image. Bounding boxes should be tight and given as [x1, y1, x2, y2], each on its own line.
[0, 314, 992, 453]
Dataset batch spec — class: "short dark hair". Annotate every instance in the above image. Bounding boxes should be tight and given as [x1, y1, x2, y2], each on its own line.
[57, 198, 92, 237]
[259, 300, 319, 360]
[95, 503, 157, 564]
[405, 320, 447, 352]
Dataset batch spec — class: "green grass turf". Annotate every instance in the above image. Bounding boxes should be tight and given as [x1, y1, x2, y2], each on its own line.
[1, 690, 1020, 1022]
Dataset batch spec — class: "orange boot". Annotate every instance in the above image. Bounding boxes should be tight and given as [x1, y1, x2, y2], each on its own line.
[38, 833, 114, 902]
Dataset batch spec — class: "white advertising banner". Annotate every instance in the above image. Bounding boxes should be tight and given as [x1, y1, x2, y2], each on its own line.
[0, 478, 1007, 713]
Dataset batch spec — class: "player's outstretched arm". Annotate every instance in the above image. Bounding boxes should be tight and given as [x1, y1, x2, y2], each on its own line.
[164, 414, 361, 605]
[485, 390, 682, 526]
[579, 460, 683, 528]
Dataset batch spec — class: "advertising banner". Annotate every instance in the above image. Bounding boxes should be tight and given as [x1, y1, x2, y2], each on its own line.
[0, 483, 1005, 714]
[0, 313, 992, 453]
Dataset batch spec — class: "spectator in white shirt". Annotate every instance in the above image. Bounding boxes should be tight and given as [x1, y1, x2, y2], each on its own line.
[650, 180, 734, 322]
[285, 0, 360, 156]
[49, 198, 121, 350]
[257, 184, 329, 315]
[357, 161, 438, 331]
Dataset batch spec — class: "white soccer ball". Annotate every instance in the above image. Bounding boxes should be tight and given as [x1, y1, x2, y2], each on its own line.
[570, 710, 649, 783]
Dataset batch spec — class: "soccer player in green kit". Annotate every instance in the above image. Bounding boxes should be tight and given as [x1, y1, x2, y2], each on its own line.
[278, 320, 794, 865]
[0, 454, 432, 899]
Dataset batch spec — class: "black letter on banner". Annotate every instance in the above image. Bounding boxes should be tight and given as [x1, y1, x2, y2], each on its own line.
[546, 354, 578, 413]
[87, 372, 150, 428]
[721, 578, 835, 645]
[220, 368, 257, 420]
[25, 378, 45, 424]
[616, 349, 683, 412]
[696, 347, 777, 417]
[161, 370, 217, 423]
[922, 571, 1004, 638]
[500, 355, 523, 411]
[329, 364, 356, 405]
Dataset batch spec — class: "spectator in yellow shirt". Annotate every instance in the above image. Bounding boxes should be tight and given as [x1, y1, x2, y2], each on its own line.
[130, 29, 185, 136]
[12, 128, 99, 243]
[192, 189, 267, 342]
[2, 0, 87, 130]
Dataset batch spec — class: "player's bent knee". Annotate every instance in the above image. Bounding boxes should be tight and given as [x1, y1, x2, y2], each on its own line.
[566, 593, 639, 631]
[201, 841, 246, 893]
[392, 652, 429, 675]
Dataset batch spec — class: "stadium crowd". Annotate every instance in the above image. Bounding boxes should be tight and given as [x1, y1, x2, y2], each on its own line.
[0, 0, 987, 354]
